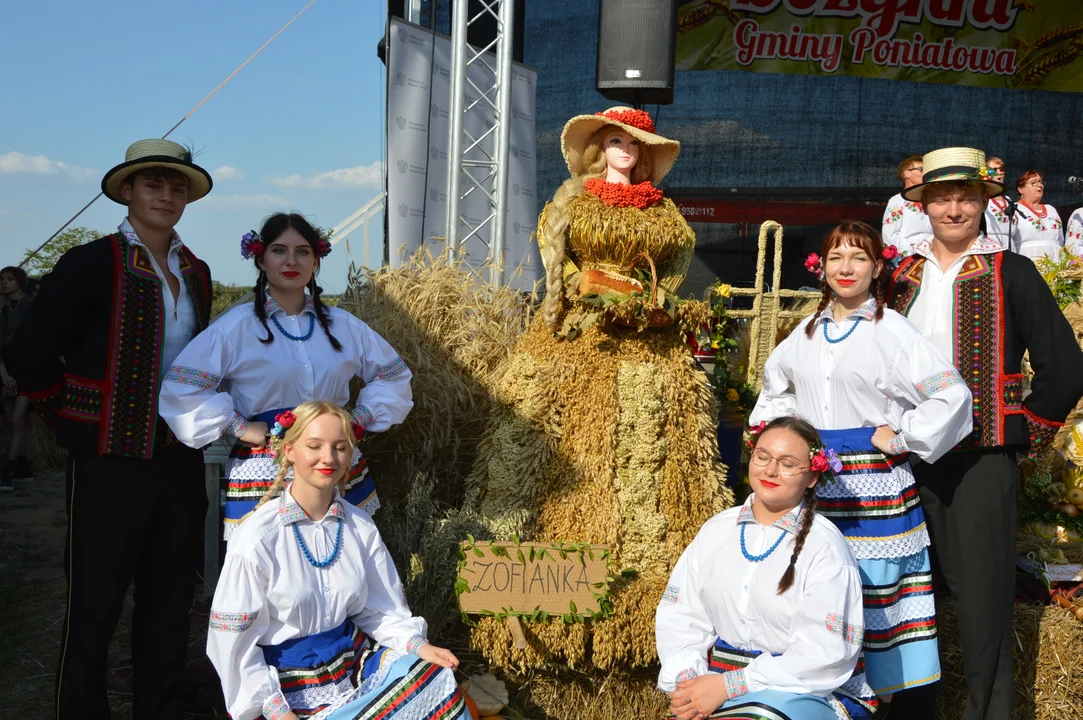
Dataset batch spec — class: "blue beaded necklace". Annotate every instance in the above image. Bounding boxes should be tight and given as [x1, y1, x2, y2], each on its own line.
[821, 317, 863, 344]
[740, 523, 788, 563]
[293, 517, 344, 568]
[271, 313, 316, 342]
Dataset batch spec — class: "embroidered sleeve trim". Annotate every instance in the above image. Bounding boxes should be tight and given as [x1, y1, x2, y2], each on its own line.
[1024, 407, 1063, 458]
[262, 690, 291, 720]
[406, 634, 428, 654]
[674, 668, 699, 684]
[352, 404, 376, 429]
[723, 669, 749, 699]
[662, 585, 680, 604]
[164, 365, 222, 389]
[225, 413, 249, 438]
[887, 433, 908, 456]
[825, 612, 865, 646]
[376, 356, 408, 380]
[915, 369, 964, 399]
[208, 609, 259, 633]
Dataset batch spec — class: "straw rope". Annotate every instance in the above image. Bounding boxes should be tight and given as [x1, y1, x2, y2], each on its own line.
[724, 221, 819, 392]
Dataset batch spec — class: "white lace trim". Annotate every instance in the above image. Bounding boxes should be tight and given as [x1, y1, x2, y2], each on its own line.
[846, 524, 930, 559]
[864, 594, 936, 632]
[818, 463, 916, 500]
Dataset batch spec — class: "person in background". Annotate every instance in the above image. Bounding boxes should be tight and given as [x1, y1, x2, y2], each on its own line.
[1012, 170, 1065, 261]
[984, 156, 1013, 247]
[0, 265, 35, 490]
[1064, 204, 1083, 255]
[5, 138, 214, 719]
[882, 154, 933, 256]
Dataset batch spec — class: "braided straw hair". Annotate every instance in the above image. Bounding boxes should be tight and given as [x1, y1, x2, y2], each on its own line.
[540, 125, 656, 327]
[804, 220, 887, 338]
[254, 401, 359, 511]
[250, 212, 343, 350]
[751, 416, 825, 595]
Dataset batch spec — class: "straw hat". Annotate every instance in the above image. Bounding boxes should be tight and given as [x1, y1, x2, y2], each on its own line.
[902, 147, 1003, 202]
[101, 139, 213, 205]
[561, 106, 680, 185]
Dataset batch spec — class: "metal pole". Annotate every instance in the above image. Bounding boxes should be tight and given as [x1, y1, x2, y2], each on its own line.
[444, 0, 469, 254]
[489, 0, 515, 287]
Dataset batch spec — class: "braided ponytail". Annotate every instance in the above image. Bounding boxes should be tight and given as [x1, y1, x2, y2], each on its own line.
[253, 270, 274, 344]
[308, 278, 343, 351]
[804, 276, 831, 338]
[872, 270, 887, 322]
[777, 486, 818, 594]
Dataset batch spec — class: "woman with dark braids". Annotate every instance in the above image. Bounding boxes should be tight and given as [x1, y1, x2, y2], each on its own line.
[749, 220, 972, 710]
[656, 417, 875, 720]
[159, 213, 412, 539]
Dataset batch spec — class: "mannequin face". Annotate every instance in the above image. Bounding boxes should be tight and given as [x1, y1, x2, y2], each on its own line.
[602, 129, 640, 177]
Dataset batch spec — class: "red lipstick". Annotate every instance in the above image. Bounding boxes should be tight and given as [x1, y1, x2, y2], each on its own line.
[282, 271, 301, 278]
[759, 479, 779, 489]
[835, 279, 856, 287]
[316, 468, 335, 475]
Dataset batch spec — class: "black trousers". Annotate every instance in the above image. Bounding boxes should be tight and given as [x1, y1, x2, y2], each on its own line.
[55, 445, 206, 720]
[909, 449, 1018, 720]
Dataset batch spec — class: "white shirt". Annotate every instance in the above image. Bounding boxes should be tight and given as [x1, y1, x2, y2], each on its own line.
[118, 218, 199, 370]
[882, 193, 932, 256]
[1065, 207, 1083, 255]
[159, 297, 412, 447]
[985, 196, 1014, 248]
[655, 496, 863, 697]
[905, 234, 1005, 364]
[207, 486, 427, 720]
[749, 299, 971, 462]
[1011, 202, 1064, 261]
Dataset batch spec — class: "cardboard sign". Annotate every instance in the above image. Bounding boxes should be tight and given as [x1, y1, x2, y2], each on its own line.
[457, 541, 609, 616]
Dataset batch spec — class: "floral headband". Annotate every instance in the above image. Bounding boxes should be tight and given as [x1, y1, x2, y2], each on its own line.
[241, 230, 332, 260]
[746, 421, 843, 480]
[266, 410, 365, 459]
[805, 245, 904, 279]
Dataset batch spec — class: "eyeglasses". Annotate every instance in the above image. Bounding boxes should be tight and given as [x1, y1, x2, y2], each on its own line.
[907, 166, 923, 173]
[750, 449, 809, 476]
[989, 167, 1005, 173]
[1025, 180, 1044, 186]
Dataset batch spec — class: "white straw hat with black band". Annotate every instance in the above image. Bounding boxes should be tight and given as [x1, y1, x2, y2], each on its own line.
[902, 147, 1004, 202]
[101, 139, 213, 205]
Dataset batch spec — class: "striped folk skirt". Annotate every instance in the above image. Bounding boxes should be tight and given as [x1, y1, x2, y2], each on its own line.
[816, 427, 940, 695]
[705, 639, 877, 720]
[223, 408, 379, 540]
[262, 620, 469, 720]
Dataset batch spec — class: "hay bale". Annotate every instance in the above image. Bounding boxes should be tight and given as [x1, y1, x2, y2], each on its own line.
[518, 669, 668, 720]
[936, 597, 1083, 719]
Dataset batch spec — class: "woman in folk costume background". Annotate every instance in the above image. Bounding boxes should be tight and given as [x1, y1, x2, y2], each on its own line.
[657, 417, 876, 720]
[159, 213, 412, 539]
[465, 107, 732, 686]
[749, 220, 973, 712]
[207, 401, 466, 720]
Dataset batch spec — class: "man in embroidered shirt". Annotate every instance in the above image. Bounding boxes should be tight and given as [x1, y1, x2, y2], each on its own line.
[4, 139, 214, 720]
[882, 154, 933, 256]
[888, 147, 1083, 720]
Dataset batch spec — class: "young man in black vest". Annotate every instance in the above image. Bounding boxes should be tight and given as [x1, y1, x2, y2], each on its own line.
[6, 139, 214, 719]
[888, 148, 1083, 720]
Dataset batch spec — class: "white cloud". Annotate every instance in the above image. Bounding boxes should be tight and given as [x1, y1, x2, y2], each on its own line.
[270, 161, 383, 190]
[214, 165, 246, 181]
[0, 151, 97, 181]
[201, 193, 292, 212]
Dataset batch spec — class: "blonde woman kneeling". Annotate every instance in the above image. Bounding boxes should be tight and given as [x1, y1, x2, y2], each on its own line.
[207, 401, 469, 720]
[656, 417, 877, 720]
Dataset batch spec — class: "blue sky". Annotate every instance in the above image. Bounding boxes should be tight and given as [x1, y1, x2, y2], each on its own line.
[0, 0, 388, 291]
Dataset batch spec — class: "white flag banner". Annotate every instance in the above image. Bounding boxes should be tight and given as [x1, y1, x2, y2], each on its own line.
[387, 18, 541, 292]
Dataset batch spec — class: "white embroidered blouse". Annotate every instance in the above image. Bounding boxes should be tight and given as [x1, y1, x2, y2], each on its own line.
[1066, 207, 1083, 255]
[1011, 202, 1064, 261]
[159, 296, 413, 447]
[207, 486, 427, 720]
[881, 193, 932, 256]
[656, 496, 863, 698]
[984, 196, 1013, 249]
[749, 298, 972, 462]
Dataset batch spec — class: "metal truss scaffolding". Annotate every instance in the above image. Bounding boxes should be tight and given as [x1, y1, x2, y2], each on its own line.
[444, 0, 516, 287]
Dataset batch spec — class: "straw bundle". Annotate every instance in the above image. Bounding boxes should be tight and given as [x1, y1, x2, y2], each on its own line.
[340, 250, 534, 506]
[519, 671, 669, 720]
[467, 315, 733, 670]
[936, 597, 1083, 720]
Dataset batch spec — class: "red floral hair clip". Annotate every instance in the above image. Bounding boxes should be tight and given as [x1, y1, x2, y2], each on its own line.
[351, 423, 366, 442]
[804, 253, 824, 280]
[596, 108, 656, 134]
[744, 420, 767, 448]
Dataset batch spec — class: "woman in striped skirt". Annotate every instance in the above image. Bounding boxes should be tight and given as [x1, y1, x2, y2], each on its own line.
[749, 221, 973, 708]
[207, 401, 468, 720]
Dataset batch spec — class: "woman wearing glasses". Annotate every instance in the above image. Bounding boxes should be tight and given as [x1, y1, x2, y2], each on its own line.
[984, 157, 1013, 247]
[657, 417, 875, 720]
[749, 221, 972, 713]
[1012, 170, 1065, 261]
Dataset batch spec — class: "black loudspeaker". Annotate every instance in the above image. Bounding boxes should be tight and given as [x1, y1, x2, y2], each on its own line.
[596, 0, 678, 106]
